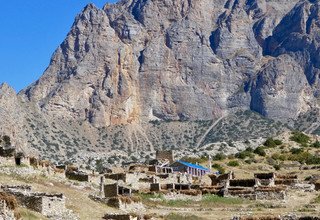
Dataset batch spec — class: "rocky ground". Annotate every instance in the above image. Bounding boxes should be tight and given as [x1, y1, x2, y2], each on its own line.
[1, 131, 320, 219]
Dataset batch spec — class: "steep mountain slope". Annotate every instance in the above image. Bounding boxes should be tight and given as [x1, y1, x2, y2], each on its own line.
[3, 0, 320, 164]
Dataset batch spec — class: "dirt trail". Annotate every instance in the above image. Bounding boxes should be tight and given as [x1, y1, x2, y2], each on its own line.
[196, 115, 226, 148]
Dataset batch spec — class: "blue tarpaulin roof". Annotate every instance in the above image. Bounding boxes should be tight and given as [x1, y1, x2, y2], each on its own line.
[175, 160, 210, 171]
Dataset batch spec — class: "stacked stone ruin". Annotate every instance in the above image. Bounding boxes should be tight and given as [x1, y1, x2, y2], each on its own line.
[1, 185, 66, 218]
[0, 192, 16, 220]
[207, 172, 289, 200]
[274, 174, 299, 186]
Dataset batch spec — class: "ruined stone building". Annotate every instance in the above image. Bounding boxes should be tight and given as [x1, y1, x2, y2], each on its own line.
[1, 185, 65, 217]
[170, 160, 210, 176]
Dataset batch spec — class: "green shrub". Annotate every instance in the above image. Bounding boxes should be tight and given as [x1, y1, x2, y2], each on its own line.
[313, 195, 320, 204]
[227, 160, 239, 167]
[287, 151, 320, 164]
[290, 131, 310, 146]
[290, 148, 304, 155]
[245, 147, 253, 152]
[274, 139, 283, 145]
[264, 138, 277, 148]
[271, 153, 280, 160]
[273, 164, 281, 171]
[212, 163, 225, 174]
[212, 153, 226, 161]
[310, 141, 320, 148]
[305, 156, 320, 165]
[235, 150, 253, 159]
[254, 147, 266, 157]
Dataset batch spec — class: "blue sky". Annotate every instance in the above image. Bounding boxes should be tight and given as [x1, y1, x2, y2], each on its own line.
[0, 0, 117, 92]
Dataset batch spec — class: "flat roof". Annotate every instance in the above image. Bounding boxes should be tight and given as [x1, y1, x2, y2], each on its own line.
[174, 160, 210, 171]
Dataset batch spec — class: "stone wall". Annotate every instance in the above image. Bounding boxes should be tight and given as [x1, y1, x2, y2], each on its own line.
[150, 183, 161, 192]
[39, 194, 66, 217]
[255, 189, 286, 200]
[107, 197, 145, 212]
[104, 184, 119, 198]
[315, 182, 320, 191]
[103, 213, 138, 220]
[66, 171, 89, 182]
[156, 151, 174, 163]
[2, 186, 65, 218]
[0, 199, 15, 220]
[229, 179, 256, 187]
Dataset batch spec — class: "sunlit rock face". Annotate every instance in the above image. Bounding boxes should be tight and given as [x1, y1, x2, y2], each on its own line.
[4, 0, 320, 160]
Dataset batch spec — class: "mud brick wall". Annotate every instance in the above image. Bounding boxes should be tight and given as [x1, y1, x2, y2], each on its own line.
[275, 179, 298, 186]
[229, 179, 256, 187]
[105, 173, 126, 182]
[150, 183, 161, 192]
[104, 184, 119, 198]
[66, 172, 89, 182]
[103, 214, 137, 220]
[314, 182, 320, 191]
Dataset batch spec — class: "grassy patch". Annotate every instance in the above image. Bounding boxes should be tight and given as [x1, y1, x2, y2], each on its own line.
[202, 194, 243, 205]
[165, 213, 205, 220]
[138, 193, 164, 202]
[313, 195, 320, 204]
[165, 199, 192, 207]
[19, 208, 48, 220]
[212, 163, 225, 174]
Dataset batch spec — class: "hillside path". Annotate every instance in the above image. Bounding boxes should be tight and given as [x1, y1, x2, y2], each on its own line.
[196, 114, 226, 148]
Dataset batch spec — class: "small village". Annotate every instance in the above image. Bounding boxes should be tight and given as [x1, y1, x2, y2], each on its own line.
[1, 131, 320, 220]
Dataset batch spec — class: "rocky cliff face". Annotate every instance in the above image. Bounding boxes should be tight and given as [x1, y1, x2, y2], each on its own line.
[22, 0, 314, 125]
[3, 0, 320, 163]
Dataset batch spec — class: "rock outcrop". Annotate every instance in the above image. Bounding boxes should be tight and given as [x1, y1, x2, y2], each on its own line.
[3, 0, 320, 162]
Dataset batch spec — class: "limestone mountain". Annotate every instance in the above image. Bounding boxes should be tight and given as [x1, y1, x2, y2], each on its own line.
[3, 0, 320, 164]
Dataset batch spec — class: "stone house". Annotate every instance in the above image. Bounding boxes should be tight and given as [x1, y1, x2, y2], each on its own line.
[104, 183, 132, 198]
[170, 161, 210, 176]
[2, 185, 66, 217]
[65, 170, 90, 182]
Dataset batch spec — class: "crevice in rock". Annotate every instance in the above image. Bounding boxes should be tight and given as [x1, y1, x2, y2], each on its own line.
[117, 73, 123, 96]
[209, 29, 219, 54]
[138, 50, 145, 71]
[129, 0, 148, 25]
[165, 32, 172, 49]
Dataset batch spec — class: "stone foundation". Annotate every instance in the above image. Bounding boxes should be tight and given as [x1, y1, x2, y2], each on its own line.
[104, 184, 132, 198]
[107, 197, 145, 212]
[0, 194, 16, 220]
[103, 213, 138, 220]
[2, 185, 65, 217]
[66, 171, 89, 182]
